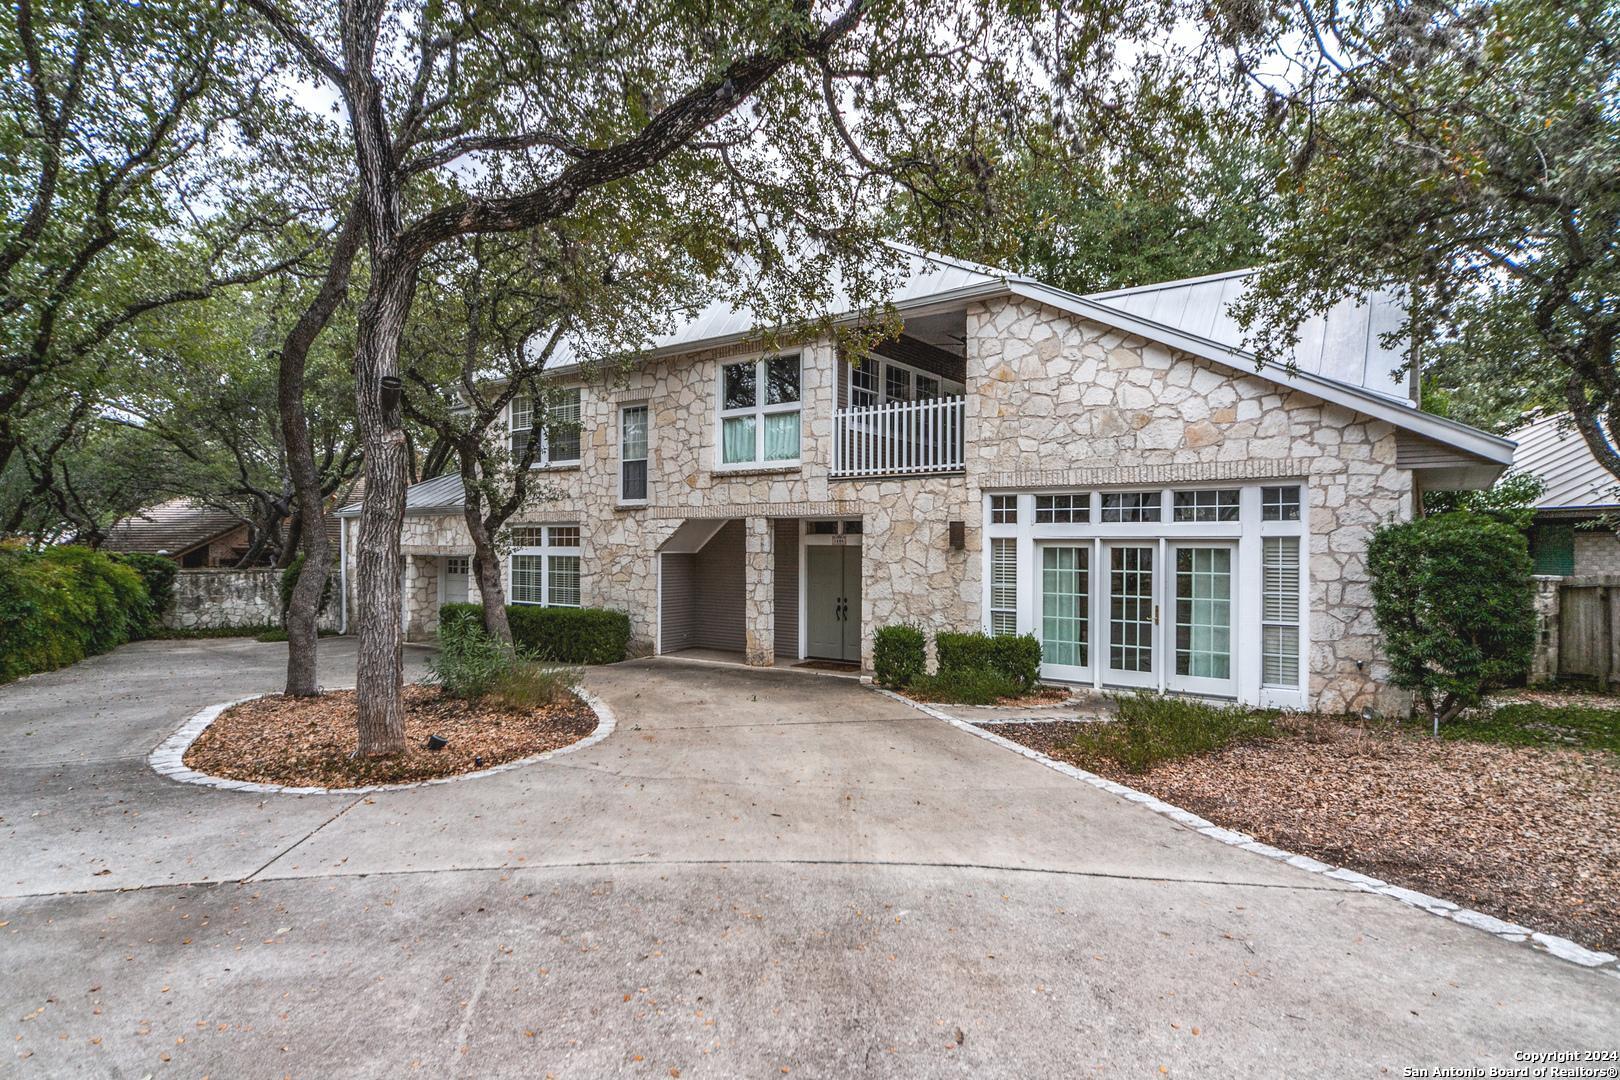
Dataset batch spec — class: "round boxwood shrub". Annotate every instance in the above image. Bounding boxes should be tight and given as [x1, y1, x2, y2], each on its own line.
[872, 623, 926, 687]
[935, 629, 1042, 691]
[1367, 511, 1534, 728]
[441, 602, 631, 665]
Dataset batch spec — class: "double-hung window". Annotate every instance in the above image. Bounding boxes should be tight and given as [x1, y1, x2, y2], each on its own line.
[720, 354, 800, 466]
[509, 387, 582, 467]
[620, 405, 649, 503]
[509, 526, 582, 607]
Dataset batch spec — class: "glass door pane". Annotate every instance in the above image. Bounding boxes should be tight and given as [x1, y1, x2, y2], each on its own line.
[1039, 544, 1088, 678]
[1169, 544, 1237, 695]
[1104, 544, 1156, 686]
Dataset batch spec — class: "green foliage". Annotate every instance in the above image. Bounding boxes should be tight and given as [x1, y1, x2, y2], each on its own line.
[442, 603, 631, 665]
[1368, 513, 1536, 726]
[1065, 694, 1279, 774]
[909, 667, 1023, 706]
[429, 608, 522, 700]
[935, 630, 1042, 691]
[1423, 472, 1546, 531]
[872, 624, 926, 688]
[113, 553, 179, 627]
[1439, 703, 1620, 754]
[1228, 0, 1620, 446]
[0, 544, 153, 683]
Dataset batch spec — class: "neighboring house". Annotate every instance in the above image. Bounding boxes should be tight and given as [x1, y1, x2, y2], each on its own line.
[1508, 413, 1620, 577]
[101, 500, 257, 568]
[337, 251, 1514, 713]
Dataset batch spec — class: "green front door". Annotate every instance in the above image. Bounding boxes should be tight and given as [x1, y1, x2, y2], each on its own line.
[806, 544, 861, 661]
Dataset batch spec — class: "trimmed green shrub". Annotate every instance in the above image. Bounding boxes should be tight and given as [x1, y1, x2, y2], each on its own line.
[440, 602, 631, 664]
[936, 630, 1042, 690]
[1065, 693, 1279, 773]
[113, 553, 178, 630]
[1368, 512, 1535, 728]
[0, 544, 153, 683]
[909, 666, 1022, 706]
[872, 623, 926, 687]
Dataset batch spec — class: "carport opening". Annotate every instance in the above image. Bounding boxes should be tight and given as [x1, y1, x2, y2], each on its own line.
[659, 519, 746, 658]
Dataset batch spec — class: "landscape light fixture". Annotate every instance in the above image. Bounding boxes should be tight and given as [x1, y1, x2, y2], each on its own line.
[425, 734, 448, 752]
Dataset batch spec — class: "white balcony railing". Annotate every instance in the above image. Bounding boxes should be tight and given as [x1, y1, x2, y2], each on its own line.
[832, 395, 965, 478]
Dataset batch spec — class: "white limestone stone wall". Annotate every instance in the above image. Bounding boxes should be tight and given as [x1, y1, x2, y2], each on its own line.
[343, 294, 1419, 710]
[966, 297, 1412, 714]
[163, 568, 341, 633]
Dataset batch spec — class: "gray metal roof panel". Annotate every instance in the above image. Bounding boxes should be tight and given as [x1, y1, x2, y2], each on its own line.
[337, 472, 465, 517]
[1087, 271, 1412, 404]
[1509, 414, 1620, 510]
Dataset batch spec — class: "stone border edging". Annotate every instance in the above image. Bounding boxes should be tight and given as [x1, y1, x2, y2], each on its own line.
[872, 685, 1620, 977]
[148, 686, 617, 796]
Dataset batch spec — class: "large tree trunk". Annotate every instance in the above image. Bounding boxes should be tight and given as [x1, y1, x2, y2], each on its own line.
[456, 445, 513, 645]
[351, 261, 417, 756]
[277, 208, 361, 697]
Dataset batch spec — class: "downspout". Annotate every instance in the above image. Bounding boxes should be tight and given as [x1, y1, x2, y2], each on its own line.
[339, 515, 349, 635]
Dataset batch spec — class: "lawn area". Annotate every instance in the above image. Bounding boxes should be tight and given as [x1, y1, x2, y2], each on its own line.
[989, 694, 1620, 955]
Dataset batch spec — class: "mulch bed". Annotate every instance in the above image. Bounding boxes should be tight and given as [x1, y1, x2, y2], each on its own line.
[183, 684, 599, 788]
[990, 716, 1620, 954]
[906, 684, 1076, 708]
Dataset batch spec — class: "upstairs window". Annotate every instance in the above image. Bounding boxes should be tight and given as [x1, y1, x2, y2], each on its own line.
[509, 387, 582, 467]
[620, 405, 649, 503]
[720, 355, 800, 466]
[989, 494, 1019, 524]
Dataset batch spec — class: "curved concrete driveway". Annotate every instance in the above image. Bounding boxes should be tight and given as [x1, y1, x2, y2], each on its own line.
[2, 640, 1615, 1077]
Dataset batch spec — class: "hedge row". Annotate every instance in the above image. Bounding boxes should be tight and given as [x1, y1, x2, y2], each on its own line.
[440, 602, 631, 665]
[0, 544, 167, 684]
[872, 624, 1041, 691]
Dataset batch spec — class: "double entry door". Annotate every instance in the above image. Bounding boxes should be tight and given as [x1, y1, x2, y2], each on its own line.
[806, 543, 861, 662]
[1036, 540, 1236, 695]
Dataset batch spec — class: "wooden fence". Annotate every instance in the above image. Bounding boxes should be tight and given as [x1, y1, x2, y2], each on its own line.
[1547, 575, 1620, 687]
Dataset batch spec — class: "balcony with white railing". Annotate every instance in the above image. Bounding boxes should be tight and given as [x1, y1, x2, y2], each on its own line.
[832, 395, 965, 478]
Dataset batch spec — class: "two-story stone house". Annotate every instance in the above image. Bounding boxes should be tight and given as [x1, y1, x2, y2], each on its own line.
[336, 250, 1514, 713]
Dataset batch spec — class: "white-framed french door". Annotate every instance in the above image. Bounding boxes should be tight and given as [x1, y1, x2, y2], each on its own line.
[1102, 542, 1158, 688]
[1166, 541, 1238, 697]
[1035, 541, 1091, 682]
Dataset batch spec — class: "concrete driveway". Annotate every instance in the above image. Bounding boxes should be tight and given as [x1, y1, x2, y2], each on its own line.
[2, 641, 1615, 1077]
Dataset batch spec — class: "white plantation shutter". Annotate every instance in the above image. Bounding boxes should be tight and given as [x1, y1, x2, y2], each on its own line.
[990, 537, 1018, 636]
[1262, 536, 1301, 686]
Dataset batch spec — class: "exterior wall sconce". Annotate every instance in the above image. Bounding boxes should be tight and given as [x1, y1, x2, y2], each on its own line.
[948, 520, 966, 549]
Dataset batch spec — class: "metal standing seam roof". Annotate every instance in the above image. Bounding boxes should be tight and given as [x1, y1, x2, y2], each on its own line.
[1086, 268, 1413, 404]
[1507, 413, 1620, 511]
[337, 472, 464, 516]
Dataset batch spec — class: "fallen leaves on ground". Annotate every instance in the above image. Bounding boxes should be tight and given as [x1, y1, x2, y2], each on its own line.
[183, 685, 597, 787]
[995, 716, 1620, 954]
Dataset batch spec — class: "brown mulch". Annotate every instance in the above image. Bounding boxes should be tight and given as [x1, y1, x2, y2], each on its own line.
[993, 716, 1620, 954]
[184, 684, 599, 788]
[906, 684, 1076, 708]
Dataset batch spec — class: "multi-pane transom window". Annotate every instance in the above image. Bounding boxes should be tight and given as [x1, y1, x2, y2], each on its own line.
[721, 355, 800, 465]
[1262, 485, 1302, 521]
[989, 538, 1018, 636]
[509, 525, 582, 607]
[990, 495, 1018, 524]
[849, 355, 963, 409]
[1100, 491, 1162, 523]
[1034, 493, 1089, 524]
[884, 365, 911, 402]
[1262, 536, 1302, 686]
[1172, 489, 1240, 522]
[509, 388, 582, 467]
[620, 405, 648, 503]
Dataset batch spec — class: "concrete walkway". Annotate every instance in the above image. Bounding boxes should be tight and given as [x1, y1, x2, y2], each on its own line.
[2, 642, 1615, 1077]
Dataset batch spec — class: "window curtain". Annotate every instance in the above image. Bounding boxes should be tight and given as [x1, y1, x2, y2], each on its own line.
[763, 411, 799, 461]
[722, 416, 756, 464]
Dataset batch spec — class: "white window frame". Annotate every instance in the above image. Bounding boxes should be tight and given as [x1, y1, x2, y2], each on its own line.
[849, 353, 964, 409]
[619, 402, 649, 505]
[508, 387, 582, 468]
[717, 353, 801, 469]
[981, 483, 1308, 708]
[507, 524, 582, 608]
